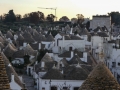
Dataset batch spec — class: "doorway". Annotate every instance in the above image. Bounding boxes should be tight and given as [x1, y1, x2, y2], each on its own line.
[69, 47, 72, 51]
[74, 87, 79, 90]
[28, 68, 31, 76]
[51, 86, 57, 90]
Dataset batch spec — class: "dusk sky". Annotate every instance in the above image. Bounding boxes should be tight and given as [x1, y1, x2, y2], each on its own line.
[0, 0, 120, 20]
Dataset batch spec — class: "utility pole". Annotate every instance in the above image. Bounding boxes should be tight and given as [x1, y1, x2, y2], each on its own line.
[38, 7, 57, 21]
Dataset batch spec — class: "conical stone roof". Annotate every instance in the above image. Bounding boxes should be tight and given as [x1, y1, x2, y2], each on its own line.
[0, 53, 10, 89]
[42, 69, 64, 80]
[46, 33, 54, 41]
[41, 53, 54, 62]
[1, 52, 24, 88]
[6, 31, 13, 39]
[22, 31, 35, 43]
[23, 44, 37, 56]
[79, 62, 120, 90]
[4, 43, 17, 58]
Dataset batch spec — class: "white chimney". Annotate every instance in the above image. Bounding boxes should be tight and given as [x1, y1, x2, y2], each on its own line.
[38, 43, 41, 50]
[62, 27, 64, 31]
[23, 42, 27, 47]
[18, 76, 23, 83]
[35, 61, 38, 65]
[70, 27, 73, 34]
[83, 52, 87, 62]
[62, 36, 65, 48]
[71, 51, 74, 58]
[61, 70, 63, 74]
[14, 35, 18, 41]
[41, 61, 45, 68]
[11, 74, 14, 82]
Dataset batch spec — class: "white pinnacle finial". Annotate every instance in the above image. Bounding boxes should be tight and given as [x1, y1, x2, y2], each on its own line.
[52, 64, 56, 69]
[76, 63, 82, 68]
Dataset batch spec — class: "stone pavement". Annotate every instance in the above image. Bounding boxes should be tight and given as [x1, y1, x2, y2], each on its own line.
[22, 75, 37, 90]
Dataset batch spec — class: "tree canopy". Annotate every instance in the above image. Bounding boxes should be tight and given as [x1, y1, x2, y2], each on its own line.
[108, 12, 120, 25]
[4, 10, 16, 22]
[59, 16, 70, 22]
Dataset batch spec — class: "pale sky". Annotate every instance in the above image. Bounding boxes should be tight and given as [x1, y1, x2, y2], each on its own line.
[0, 0, 120, 20]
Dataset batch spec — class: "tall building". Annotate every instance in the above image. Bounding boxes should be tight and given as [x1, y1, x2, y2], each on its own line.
[90, 15, 111, 30]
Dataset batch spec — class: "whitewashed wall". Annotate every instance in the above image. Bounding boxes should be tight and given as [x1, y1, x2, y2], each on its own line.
[39, 79, 84, 90]
[58, 40, 85, 51]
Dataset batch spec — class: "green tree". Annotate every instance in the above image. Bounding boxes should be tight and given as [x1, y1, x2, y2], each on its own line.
[59, 16, 70, 22]
[46, 14, 56, 22]
[23, 55, 30, 65]
[29, 12, 39, 24]
[47, 30, 59, 37]
[108, 12, 120, 25]
[4, 10, 16, 22]
[76, 14, 84, 27]
[16, 14, 22, 21]
[37, 49, 49, 62]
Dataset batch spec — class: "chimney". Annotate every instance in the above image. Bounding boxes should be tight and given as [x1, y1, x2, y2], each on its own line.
[35, 61, 38, 65]
[61, 70, 64, 74]
[23, 42, 27, 47]
[11, 73, 14, 82]
[62, 36, 65, 48]
[70, 27, 73, 34]
[83, 52, 87, 62]
[19, 76, 23, 83]
[14, 35, 18, 41]
[38, 43, 41, 50]
[62, 27, 64, 31]
[71, 51, 74, 58]
[41, 61, 45, 70]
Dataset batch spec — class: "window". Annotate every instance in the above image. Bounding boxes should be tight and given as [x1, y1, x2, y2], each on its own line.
[112, 62, 116, 67]
[74, 87, 79, 90]
[63, 87, 68, 90]
[42, 87, 45, 90]
[51, 86, 57, 90]
[69, 47, 72, 51]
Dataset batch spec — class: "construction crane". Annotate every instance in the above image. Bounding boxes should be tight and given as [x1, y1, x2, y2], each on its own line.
[38, 7, 57, 21]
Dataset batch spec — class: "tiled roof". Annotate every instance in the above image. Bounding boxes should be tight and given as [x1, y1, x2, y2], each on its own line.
[79, 62, 120, 90]
[0, 53, 10, 89]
